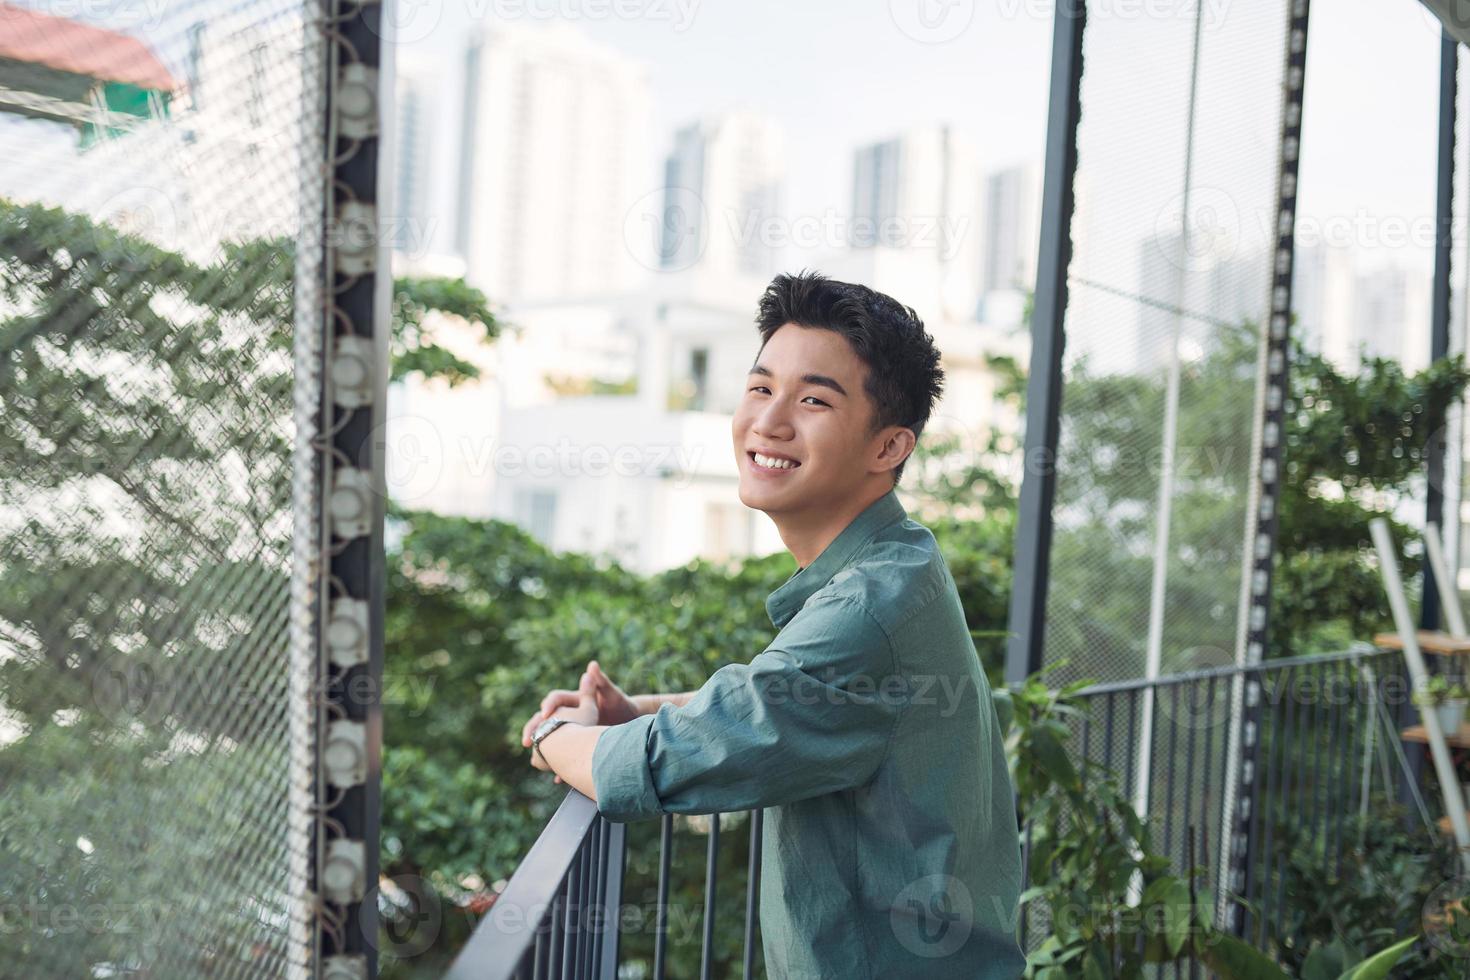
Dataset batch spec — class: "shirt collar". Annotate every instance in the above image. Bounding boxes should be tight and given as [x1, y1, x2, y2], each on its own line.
[765, 488, 908, 629]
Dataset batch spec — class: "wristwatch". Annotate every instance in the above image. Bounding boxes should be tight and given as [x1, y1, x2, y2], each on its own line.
[531, 716, 578, 763]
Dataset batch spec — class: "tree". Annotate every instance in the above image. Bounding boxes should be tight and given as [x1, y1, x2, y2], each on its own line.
[0, 197, 498, 977]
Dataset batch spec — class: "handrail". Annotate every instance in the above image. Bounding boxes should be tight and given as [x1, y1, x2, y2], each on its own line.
[1067, 643, 1384, 697]
[446, 790, 624, 980]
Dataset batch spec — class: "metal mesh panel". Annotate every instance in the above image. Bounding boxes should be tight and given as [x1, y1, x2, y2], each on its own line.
[0, 0, 327, 975]
[1042, 1, 1286, 688]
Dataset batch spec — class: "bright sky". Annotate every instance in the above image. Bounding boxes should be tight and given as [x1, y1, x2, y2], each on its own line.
[387, 0, 1447, 274]
[0, 0, 1449, 276]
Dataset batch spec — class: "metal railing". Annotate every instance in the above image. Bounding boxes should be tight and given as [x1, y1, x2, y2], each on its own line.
[449, 645, 1437, 979]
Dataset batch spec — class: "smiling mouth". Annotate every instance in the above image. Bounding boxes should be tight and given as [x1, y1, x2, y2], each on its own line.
[747, 451, 801, 473]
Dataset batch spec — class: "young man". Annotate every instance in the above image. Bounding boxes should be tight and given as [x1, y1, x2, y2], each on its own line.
[520, 271, 1024, 978]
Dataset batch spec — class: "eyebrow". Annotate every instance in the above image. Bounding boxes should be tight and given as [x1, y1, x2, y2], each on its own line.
[747, 363, 849, 398]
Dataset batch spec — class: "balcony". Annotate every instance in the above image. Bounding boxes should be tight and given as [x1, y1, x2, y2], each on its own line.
[443, 646, 1448, 979]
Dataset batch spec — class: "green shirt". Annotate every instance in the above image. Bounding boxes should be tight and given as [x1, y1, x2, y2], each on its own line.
[592, 488, 1024, 979]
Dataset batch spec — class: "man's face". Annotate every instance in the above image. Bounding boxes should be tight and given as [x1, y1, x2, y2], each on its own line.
[731, 322, 886, 517]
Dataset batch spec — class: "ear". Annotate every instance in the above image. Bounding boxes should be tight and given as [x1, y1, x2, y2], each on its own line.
[871, 426, 916, 476]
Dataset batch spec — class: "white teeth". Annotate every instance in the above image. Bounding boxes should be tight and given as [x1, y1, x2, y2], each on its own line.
[753, 452, 797, 470]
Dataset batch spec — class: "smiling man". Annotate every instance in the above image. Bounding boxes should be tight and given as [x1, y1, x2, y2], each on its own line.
[521, 271, 1024, 978]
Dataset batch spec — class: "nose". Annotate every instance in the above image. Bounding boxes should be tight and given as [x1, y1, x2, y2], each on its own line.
[751, 395, 795, 441]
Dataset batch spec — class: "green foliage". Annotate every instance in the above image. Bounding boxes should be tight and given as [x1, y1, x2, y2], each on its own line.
[390, 274, 502, 387]
[1261, 803, 1463, 980]
[1272, 341, 1470, 657]
[1005, 667, 1214, 978]
[1005, 669, 1426, 980]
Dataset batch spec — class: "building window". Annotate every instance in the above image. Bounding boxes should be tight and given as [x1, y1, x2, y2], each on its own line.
[515, 488, 558, 546]
[689, 347, 708, 412]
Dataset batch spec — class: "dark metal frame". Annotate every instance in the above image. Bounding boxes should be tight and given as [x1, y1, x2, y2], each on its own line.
[1005, 0, 1085, 686]
[1423, 28, 1458, 632]
[314, 0, 387, 970]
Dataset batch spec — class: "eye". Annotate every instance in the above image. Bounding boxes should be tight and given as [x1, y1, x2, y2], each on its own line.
[749, 385, 769, 394]
[802, 396, 829, 407]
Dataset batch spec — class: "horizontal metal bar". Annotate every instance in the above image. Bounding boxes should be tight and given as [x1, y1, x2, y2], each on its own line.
[1068, 644, 1387, 698]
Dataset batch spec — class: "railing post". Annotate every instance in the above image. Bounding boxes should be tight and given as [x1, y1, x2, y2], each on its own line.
[599, 822, 626, 979]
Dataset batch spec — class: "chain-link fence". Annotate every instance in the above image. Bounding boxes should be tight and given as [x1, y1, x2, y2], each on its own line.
[1040, 0, 1286, 690]
[0, 0, 330, 975]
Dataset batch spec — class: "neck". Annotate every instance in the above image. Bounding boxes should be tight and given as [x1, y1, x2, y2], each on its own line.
[774, 483, 890, 569]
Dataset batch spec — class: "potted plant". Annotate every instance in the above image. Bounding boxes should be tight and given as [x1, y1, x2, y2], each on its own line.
[1413, 675, 1469, 732]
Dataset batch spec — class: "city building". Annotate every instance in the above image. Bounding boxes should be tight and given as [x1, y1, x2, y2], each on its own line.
[455, 23, 652, 305]
[659, 110, 785, 289]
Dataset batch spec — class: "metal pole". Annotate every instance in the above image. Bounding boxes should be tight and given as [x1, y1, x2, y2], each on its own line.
[1005, 0, 1086, 685]
[1131, 0, 1207, 862]
[1429, 522, 1470, 637]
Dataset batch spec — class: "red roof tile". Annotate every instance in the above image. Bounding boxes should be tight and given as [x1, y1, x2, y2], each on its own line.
[0, 1, 177, 92]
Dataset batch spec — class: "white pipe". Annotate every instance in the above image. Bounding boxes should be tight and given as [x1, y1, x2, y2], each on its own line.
[1425, 521, 1468, 636]
[1369, 517, 1470, 873]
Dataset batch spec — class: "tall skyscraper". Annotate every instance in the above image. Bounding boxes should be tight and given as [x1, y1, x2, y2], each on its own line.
[848, 125, 983, 320]
[392, 59, 435, 256]
[981, 162, 1041, 298]
[455, 24, 651, 305]
[659, 110, 784, 281]
[1291, 242, 1356, 366]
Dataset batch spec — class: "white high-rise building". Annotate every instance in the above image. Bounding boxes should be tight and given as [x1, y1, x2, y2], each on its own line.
[1291, 242, 1357, 367]
[660, 111, 785, 291]
[455, 24, 651, 305]
[1355, 263, 1432, 372]
[849, 126, 984, 321]
[391, 59, 436, 257]
[980, 162, 1041, 315]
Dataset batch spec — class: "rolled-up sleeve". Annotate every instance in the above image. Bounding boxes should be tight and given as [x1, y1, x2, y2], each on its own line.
[592, 593, 904, 822]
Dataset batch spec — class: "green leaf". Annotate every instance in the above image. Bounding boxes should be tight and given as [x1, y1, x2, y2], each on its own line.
[1302, 939, 1349, 980]
[1030, 726, 1079, 790]
[1337, 936, 1418, 980]
[1196, 933, 1292, 980]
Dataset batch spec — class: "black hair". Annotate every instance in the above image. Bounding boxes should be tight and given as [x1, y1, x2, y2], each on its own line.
[754, 270, 944, 486]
